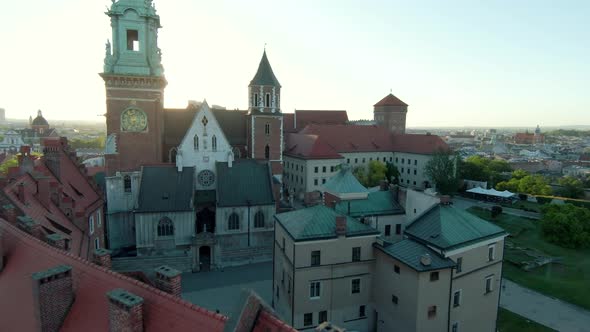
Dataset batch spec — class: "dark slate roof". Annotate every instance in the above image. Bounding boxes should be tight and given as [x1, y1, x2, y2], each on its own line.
[250, 51, 281, 87]
[216, 160, 275, 207]
[136, 166, 194, 213]
[375, 239, 455, 272]
[275, 205, 379, 242]
[211, 109, 248, 146]
[164, 108, 197, 146]
[335, 190, 404, 217]
[32, 116, 49, 126]
[374, 93, 408, 107]
[405, 205, 507, 250]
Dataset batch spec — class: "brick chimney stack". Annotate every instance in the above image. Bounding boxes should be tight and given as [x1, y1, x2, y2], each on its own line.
[32, 265, 74, 332]
[2, 204, 18, 223]
[154, 265, 182, 297]
[46, 234, 67, 251]
[93, 249, 112, 269]
[17, 216, 43, 240]
[37, 177, 52, 211]
[335, 216, 347, 237]
[107, 289, 144, 332]
[17, 183, 26, 204]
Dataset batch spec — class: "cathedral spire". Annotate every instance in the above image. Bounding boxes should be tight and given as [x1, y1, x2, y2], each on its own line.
[250, 50, 281, 88]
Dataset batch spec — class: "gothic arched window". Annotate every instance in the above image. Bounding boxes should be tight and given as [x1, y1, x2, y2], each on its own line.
[194, 135, 199, 150]
[265, 123, 271, 136]
[254, 211, 265, 228]
[124, 175, 132, 193]
[212, 135, 217, 152]
[266, 93, 271, 108]
[157, 217, 174, 237]
[228, 213, 240, 230]
[265, 145, 270, 160]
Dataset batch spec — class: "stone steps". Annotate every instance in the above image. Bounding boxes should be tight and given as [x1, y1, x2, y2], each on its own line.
[219, 246, 272, 268]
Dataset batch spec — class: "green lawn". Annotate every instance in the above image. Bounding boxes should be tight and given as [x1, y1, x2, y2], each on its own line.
[468, 207, 590, 310]
[497, 308, 556, 332]
[500, 200, 543, 213]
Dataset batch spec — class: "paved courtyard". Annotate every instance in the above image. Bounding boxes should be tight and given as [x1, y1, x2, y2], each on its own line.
[181, 262, 273, 318]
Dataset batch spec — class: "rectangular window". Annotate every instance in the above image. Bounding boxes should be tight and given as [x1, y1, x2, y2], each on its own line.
[311, 250, 321, 266]
[351, 278, 361, 294]
[369, 157, 373, 161]
[314, 179, 318, 186]
[453, 290, 461, 307]
[415, 160, 418, 166]
[304, 313, 313, 327]
[127, 29, 139, 51]
[352, 247, 361, 262]
[322, 166, 327, 173]
[488, 245, 496, 261]
[414, 169, 417, 175]
[318, 310, 327, 324]
[362, 158, 366, 163]
[97, 209, 102, 227]
[322, 179, 326, 184]
[430, 271, 439, 281]
[456, 257, 463, 273]
[485, 276, 494, 293]
[359, 305, 366, 318]
[314, 166, 318, 173]
[394, 265, 400, 274]
[89, 216, 95, 235]
[392, 294, 398, 304]
[385, 225, 391, 236]
[94, 237, 100, 250]
[395, 157, 398, 163]
[310, 281, 321, 299]
[395, 224, 401, 235]
[265, 123, 271, 136]
[407, 168, 410, 174]
[401, 168, 405, 173]
[402, 158, 405, 164]
[390, 157, 393, 162]
[428, 305, 437, 319]
[347, 159, 350, 164]
[452, 322, 459, 332]
[355, 158, 358, 164]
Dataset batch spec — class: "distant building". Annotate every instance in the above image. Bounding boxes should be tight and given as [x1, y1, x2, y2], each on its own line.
[373, 93, 408, 135]
[19, 110, 59, 151]
[0, 130, 26, 153]
[514, 125, 545, 145]
[0, 108, 5, 122]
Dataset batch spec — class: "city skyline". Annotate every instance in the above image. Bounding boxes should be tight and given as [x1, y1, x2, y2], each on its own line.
[1, 0, 589, 127]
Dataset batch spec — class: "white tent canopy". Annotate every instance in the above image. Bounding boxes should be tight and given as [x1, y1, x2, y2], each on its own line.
[466, 187, 516, 198]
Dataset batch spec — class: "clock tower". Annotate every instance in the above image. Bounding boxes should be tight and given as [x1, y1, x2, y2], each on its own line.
[101, 0, 167, 176]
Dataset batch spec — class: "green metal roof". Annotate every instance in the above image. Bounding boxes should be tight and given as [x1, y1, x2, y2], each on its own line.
[405, 205, 507, 250]
[323, 165, 368, 196]
[216, 160, 275, 207]
[375, 239, 455, 272]
[136, 166, 194, 213]
[335, 191, 404, 217]
[249, 51, 281, 87]
[275, 205, 379, 242]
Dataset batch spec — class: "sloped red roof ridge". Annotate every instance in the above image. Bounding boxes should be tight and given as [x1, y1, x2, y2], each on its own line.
[390, 133, 450, 155]
[285, 133, 343, 159]
[374, 93, 408, 107]
[253, 311, 299, 332]
[299, 124, 395, 153]
[0, 218, 228, 332]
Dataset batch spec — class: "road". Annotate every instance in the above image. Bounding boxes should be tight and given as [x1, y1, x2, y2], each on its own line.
[501, 279, 590, 332]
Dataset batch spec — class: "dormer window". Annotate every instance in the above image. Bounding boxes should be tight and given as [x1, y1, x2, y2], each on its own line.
[127, 30, 139, 51]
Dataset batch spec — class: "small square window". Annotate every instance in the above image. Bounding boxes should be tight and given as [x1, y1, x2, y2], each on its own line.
[392, 294, 398, 304]
[322, 179, 326, 184]
[126, 29, 139, 51]
[359, 305, 366, 317]
[347, 159, 350, 164]
[311, 250, 321, 266]
[310, 281, 321, 298]
[453, 290, 461, 307]
[430, 271, 439, 281]
[456, 257, 463, 273]
[355, 158, 358, 163]
[318, 310, 327, 324]
[314, 167, 318, 173]
[314, 179, 318, 185]
[304, 313, 313, 327]
[394, 265, 400, 274]
[322, 166, 327, 173]
[362, 158, 366, 163]
[485, 276, 494, 293]
[488, 245, 496, 261]
[428, 305, 437, 319]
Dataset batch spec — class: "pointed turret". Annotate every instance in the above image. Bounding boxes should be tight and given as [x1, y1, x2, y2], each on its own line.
[248, 51, 281, 114]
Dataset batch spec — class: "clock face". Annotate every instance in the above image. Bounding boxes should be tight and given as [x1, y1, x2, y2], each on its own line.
[198, 170, 215, 187]
[121, 108, 148, 132]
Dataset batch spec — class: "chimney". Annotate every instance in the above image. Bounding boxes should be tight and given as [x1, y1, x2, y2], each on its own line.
[420, 253, 432, 266]
[2, 203, 18, 223]
[335, 216, 347, 236]
[17, 182, 26, 204]
[18, 146, 34, 174]
[17, 216, 43, 240]
[93, 249, 112, 269]
[154, 265, 182, 297]
[43, 141, 62, 180]
[439, 195, 451, 205]
[32, 265, 74, 332]
[46, 234, 68, 251]
[107, 289, 144, 332]
[324, 192, 340, 209]
[37, 177, 52, 211]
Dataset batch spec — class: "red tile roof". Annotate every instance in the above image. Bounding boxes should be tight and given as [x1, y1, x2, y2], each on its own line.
[253, 311, 298, 332]
[374, 93, 408, 107]
[285, 133, 343, 159]
[283, 110, 349, 133]
[299, 124, 395, 152]
[391, 134, 449, 155]
[0, 218, 228, 332]
[284, 113, 296, 133]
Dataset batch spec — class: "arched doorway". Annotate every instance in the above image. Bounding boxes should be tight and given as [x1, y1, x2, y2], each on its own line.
[196, 208, 215, 234]
[199, 246, 211, 271]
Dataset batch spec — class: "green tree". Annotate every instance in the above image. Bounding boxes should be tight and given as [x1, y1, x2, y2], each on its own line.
[459, 155, 511, 186]
[0, 155, 18, 175]
[557, 176, 585, 199]
[386, 162, 400, 184]
[353, 166, 368, 187]
[69, 136, 106, 150]
[424, 149, 459, 194]
[367, 160, 387, 187]
[496, 170, 552, 196]
[541, 204, 590, 249]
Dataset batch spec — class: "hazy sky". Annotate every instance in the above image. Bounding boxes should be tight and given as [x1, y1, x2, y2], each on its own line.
[1, 0, 589, 127]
